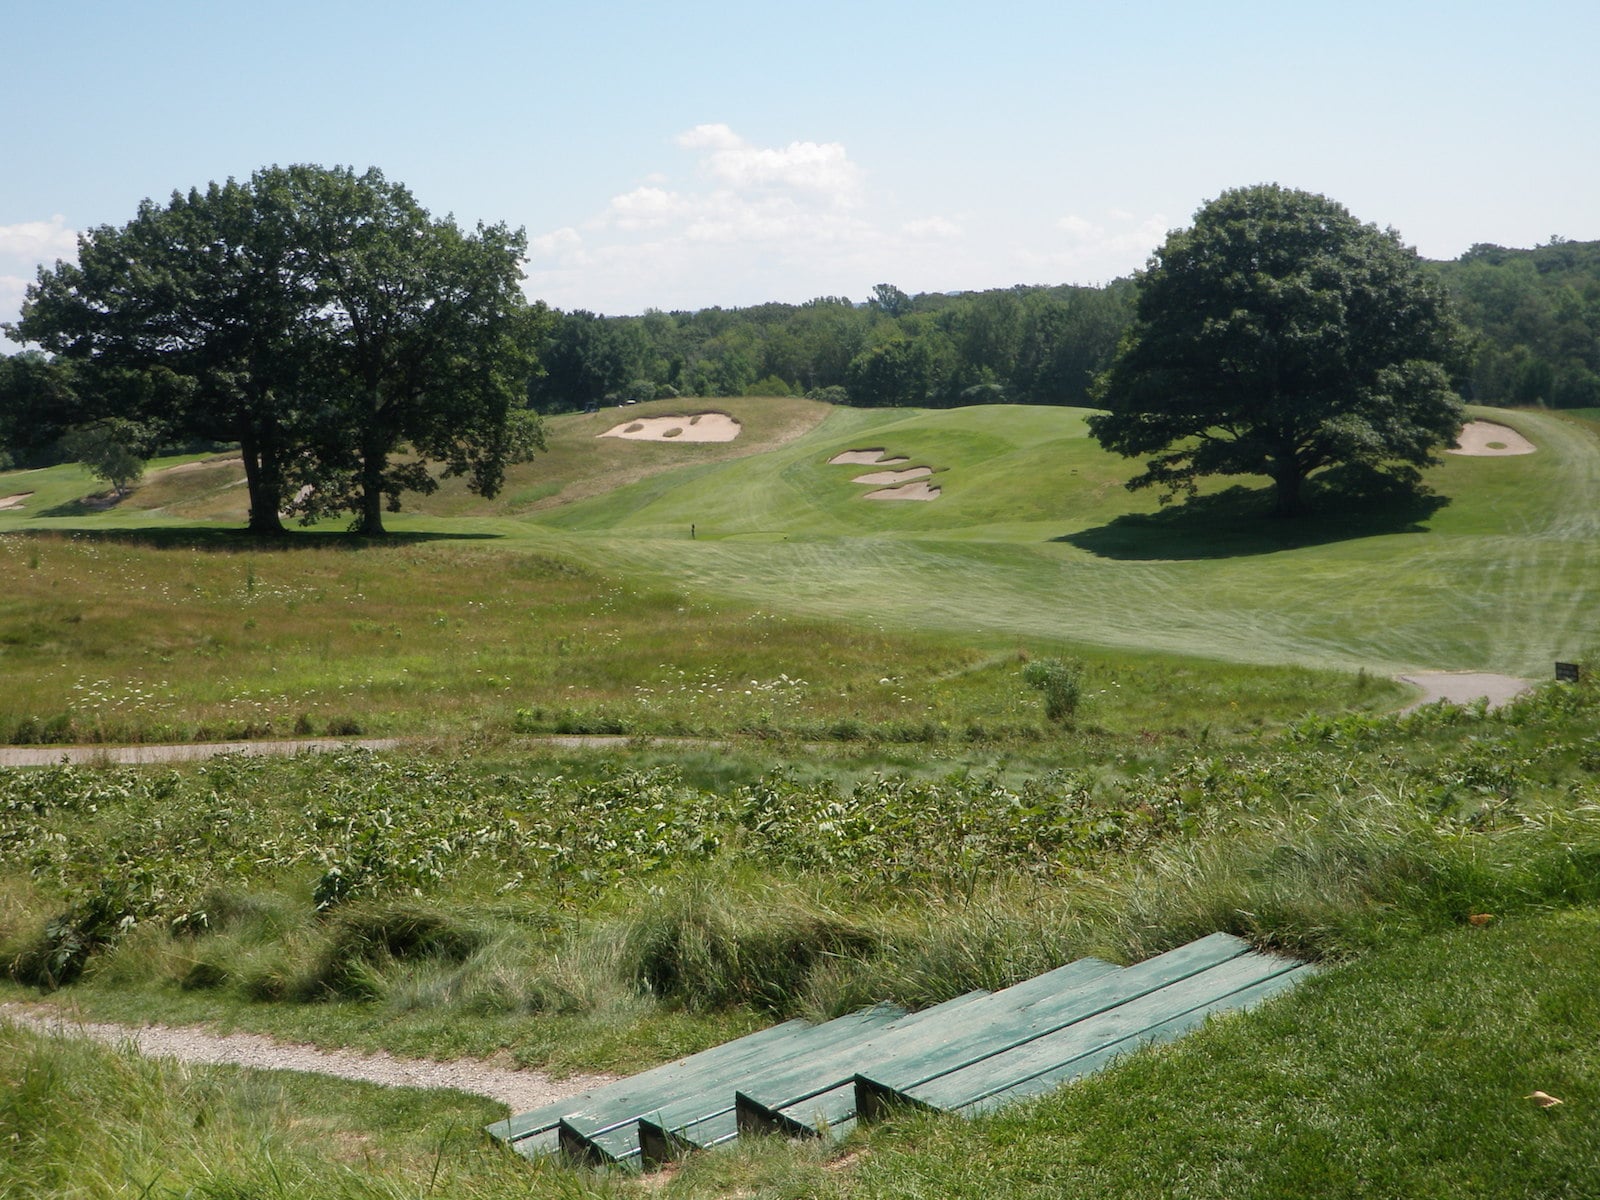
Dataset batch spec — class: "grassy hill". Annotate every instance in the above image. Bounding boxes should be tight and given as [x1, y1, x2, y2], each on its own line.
[4, 397, 1600, 1197]
[530, 401, 1600, 675]
[8, 397, 1593, 682]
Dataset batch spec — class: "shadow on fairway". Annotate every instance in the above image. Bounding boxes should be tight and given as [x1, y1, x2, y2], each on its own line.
[1062, 471, 1450, 561]
[11, 526, 503, 552]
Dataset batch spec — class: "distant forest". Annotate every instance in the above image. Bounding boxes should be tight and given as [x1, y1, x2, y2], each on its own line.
[1433, 238, 1600, 409]
[529, 240, 1600, 414]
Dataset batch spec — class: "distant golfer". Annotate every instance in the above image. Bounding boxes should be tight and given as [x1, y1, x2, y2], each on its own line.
[691, 523, 696, 539]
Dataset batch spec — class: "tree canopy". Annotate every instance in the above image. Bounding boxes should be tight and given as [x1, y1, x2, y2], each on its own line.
[7, 165, 546, 534]
[1088, 185, 1470, 517]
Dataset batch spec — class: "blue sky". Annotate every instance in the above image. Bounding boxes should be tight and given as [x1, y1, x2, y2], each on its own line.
[3, 0, 1597, 348]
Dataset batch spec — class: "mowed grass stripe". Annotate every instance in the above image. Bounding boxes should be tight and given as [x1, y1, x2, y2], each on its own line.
[546, 406, 1600, 674]
[4, 404, 1597, 677]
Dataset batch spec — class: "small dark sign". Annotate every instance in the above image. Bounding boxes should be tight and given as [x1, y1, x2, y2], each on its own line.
[1556, 661, 1581, 683]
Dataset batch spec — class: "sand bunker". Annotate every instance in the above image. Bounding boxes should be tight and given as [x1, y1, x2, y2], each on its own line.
[866, 481, 941, 501]
[599, 412, 741, 442]
[832, 448, 942, 500]
[828, 449, 909, 466]
[1449, 420, 1535, 456]
[0, 492, 33, 510]
[852, 467, 932, 486]
[163, 455, 243, 474]
[1396, 672, 1533, 713]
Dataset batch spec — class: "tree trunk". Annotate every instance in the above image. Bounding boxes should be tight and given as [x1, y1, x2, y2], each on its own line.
[1271, 465, 1306, 518]
[355, 438, 387, 536]
[238, 432, 286, 536]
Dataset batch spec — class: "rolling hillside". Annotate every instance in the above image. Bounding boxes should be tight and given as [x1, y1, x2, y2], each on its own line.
[4, 398, 1598, 677]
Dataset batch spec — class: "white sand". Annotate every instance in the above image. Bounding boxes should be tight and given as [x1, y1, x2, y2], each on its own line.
[0, 492, 32, 510]
[1448, 420, 1536, 456]
[599, 413, 741, 442]
[828, 449, 909, 466]
[865, 481, 941, 501]
[852, 467, 931, 486]
[1396, 672, 1534, 713]
[163, 456, 243, 474]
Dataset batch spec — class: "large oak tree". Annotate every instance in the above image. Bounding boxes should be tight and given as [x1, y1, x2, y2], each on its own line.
[1088, 185, 1470, 516]
[8, 165, 545, 534]
[12, 178, 306, 532]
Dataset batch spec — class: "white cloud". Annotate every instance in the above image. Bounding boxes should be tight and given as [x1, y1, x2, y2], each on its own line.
[529, 226, 583, 256]
[603, 187, 687, 231]
[1, 218, 80, 351]
[525, 125, 881, 311]
[1039, 210, 1171, 279]
[0, 215, 78, 261]
[520, 128, 1162, 313]
[675, 123, 861, 203]
[903, 216, 962, 239]
[676, 123, 744, 153]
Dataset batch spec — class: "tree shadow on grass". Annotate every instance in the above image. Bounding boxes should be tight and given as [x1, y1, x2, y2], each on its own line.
[1060, 466, 1451, 561]
[36, 496, 123, 518]
[11, 526, 503, 552]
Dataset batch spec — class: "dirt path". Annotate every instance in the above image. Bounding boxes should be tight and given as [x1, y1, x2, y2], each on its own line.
[0, 1002, 617, 1111]
[1395, 672, 1535, 713]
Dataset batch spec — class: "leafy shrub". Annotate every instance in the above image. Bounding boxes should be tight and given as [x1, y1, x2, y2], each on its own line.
[1023, 656, 1086, 723]
[806, 385, 849, 403]
[10, 885, 135, 989]
[744, 375, 794, 396]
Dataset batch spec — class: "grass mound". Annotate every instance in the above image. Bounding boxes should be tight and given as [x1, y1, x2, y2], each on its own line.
[617, 874, 880, 1014]
[294, 904, 491, 1001]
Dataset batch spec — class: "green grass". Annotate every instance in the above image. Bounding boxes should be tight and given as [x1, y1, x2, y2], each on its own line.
[6, 673, 1599, 1071]
[7, 401, 1596, 690]
[7, 906, 1599, 1198]
[0, 1020, 537, 1200]
[4, 397, 1600, 1196]
[533, 404, 1600, 675]
[845, 908, 1600, 1200]
[6, 397, 1591, 747]
[0, 527, 1395, 747]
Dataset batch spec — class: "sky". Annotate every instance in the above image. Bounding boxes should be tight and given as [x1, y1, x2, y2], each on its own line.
[3, 0, 1598, 351]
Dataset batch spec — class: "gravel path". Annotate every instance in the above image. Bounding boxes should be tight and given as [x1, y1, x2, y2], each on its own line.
[0, 1002, 618, 1112]
[0, 737, 402, 767]
[1395, 672, 1535, 713]
[0, 734, 737, 768]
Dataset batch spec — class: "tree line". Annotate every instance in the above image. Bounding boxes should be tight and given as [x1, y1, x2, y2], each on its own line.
[526, 244, 1598, 417]
[1431, 238, 1600, 409]
[526, 280, 1138, 412]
